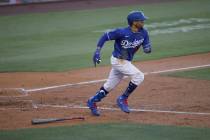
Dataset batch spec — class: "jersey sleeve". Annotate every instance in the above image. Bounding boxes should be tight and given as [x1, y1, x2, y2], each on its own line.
[106, 28, 122, 40]
[97, 28, 122, 48]
[142, 29, 151, 49]
[142, 29, 152, 53]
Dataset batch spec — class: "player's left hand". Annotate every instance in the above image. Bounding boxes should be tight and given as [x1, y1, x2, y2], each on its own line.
[143, 47, 151, 53]
[93, 48, 101, 67]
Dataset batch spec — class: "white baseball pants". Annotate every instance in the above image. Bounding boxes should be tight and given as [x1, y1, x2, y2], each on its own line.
[103, 56, 144, 92]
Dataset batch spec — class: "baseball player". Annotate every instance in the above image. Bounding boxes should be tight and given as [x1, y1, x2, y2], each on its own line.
[87, 11, 152, 116]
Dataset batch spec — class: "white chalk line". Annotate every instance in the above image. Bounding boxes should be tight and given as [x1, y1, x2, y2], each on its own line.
[143, 64, 210, 75]
[20, 64, 210, 93]
[36, 104, 210, 116]
[0, 64, 210, 95]
[1, 64, 210, 116]
[25, 78, 107, 93]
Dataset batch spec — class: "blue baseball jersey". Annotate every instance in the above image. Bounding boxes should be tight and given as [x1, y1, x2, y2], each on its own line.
[98, 26, 151, 61]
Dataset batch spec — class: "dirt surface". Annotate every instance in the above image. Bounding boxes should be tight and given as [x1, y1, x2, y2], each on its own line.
[0, 53, 210, 130]
[0, 0, 174, 16]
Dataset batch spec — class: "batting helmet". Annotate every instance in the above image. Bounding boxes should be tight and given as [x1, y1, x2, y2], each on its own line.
[127, 11, 148, 26]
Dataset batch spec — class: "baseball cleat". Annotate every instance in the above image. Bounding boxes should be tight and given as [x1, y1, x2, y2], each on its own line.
[117, 96, 130, 113]
[87, 98, 100, 116]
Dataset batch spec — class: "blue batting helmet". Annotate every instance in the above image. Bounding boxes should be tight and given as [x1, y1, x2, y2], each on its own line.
[127, 11, 148, 26]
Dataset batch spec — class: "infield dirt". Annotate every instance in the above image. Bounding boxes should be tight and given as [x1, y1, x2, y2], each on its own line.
[0, 53, 210, 130]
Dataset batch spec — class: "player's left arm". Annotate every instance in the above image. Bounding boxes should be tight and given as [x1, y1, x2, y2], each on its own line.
[142, 30, 152, 53]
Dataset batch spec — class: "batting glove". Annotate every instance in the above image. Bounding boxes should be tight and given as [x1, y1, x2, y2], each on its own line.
[143, 47, 151, 53]
[93, 48, 101, 67]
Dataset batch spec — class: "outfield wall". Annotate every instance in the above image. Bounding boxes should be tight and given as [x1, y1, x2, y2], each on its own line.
[0, 0, 171, 16]
[0, 0, 64, 5]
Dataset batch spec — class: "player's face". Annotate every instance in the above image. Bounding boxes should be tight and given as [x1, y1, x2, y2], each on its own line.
[133, 21, 144, 29]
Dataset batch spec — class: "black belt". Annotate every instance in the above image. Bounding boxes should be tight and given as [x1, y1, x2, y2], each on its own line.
[113, 55, 124, 60]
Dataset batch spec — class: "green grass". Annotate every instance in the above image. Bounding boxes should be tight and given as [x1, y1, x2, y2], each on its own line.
[0, 123, 210, 140]
[0, 0, 210, 72]
[165, 67, 210, 80]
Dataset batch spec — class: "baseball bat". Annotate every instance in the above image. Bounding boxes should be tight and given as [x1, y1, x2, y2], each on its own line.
[31, 116, 85, 125]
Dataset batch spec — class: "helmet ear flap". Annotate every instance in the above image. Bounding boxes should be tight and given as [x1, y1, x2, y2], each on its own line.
[127, 19, 133, 26]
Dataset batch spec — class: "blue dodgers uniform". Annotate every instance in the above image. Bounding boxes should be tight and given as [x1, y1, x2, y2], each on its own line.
[97, 26, 151, 61]
[87, 11, 152, 116]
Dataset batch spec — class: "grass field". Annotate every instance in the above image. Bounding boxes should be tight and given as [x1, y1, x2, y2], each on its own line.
[0, 0, 210, 72]
[165, 67, 210, 80]
[0, 123, 210, 140]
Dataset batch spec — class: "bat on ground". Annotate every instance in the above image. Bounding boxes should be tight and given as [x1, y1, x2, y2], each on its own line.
[31, 116, 85, 125]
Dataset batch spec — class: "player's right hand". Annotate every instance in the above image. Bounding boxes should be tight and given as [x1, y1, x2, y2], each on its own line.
[93, 49, 101, 67]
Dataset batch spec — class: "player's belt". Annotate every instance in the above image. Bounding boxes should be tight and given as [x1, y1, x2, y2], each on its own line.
[113, 55, 125, 60]
[113, 55, 129, 65]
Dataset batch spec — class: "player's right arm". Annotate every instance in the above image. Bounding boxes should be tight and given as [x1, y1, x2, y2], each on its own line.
[97, 29, 121, 49]
[93, 29, 121, 66]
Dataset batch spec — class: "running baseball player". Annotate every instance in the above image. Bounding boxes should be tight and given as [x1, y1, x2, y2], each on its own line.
[87, 11, 152, 116]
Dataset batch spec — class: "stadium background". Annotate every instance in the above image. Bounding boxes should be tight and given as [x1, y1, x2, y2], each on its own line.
[0, 0, 210, 140]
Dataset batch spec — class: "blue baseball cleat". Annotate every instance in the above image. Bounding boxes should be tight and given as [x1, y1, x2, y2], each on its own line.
[87, 98, 100, 116]
[117, 96, 130, 113]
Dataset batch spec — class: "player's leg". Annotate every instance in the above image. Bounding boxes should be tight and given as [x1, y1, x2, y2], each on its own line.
[116, 61, 144, 113]
[87, 68, 123, 116]
[122, 63, 144, 97]
[103, 68, 124, 92]
[87, 86, 108, 116]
